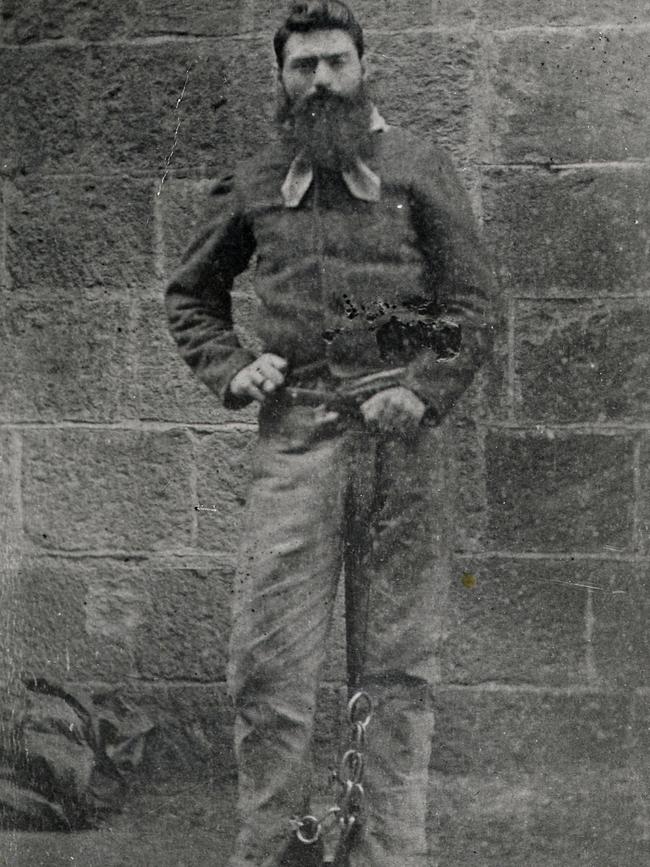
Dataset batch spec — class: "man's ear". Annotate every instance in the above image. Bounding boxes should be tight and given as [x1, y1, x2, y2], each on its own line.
[360, 57, 369, 80]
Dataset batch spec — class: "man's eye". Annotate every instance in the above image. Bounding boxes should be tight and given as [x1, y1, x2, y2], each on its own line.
[294, 60, 316, 72]
[329, 57, 345, 68]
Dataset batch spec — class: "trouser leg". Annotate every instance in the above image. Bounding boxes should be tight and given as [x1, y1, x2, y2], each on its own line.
[344, 424, 451, 867]
[226, 410, 347, 867]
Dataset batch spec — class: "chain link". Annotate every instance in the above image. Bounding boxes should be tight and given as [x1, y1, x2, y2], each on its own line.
[290, 690, 374, 857]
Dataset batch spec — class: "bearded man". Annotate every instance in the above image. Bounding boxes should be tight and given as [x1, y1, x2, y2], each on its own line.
[165, 3, 493, 865]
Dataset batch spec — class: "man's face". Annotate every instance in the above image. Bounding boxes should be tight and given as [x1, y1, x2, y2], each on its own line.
[280, 28, 365, 107]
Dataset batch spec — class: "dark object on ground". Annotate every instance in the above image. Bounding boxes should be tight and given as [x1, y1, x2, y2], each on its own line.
[0, 678, 153, 831]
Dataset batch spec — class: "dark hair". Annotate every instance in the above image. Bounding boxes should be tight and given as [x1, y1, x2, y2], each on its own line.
[273, 1, 364, 68]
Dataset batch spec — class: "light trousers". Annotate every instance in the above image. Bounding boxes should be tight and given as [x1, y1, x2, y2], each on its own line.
[226, 399, 451, 867]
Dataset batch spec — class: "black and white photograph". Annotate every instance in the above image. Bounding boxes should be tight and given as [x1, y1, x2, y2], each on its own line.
[1, 2, 649, 865]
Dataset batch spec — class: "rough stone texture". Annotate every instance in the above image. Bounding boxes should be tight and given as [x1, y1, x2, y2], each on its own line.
[590, 561, 650, 690]
[441, 557, 589, 686]
[481, 0, 650, 27]
[0, 46, 87, 174]
[0, 431, 20, 548]
[369, 31, 480, 161]
[8, 557, 134, 682]
[488, 29, 650, 163]
[21, 429, 193, 551]
[156, 177, 214, 283]
[5, 175, 155, 297]
[638, 436, 650, 556]
[0, 291, 134, 422]
[432, 687, 630, 776]
[1, 3, 649, 860]
[483, 167, 650, 297]
[0, 0, 137, 42]
[486, 431, 635, 552]
[84, 38, 275, 175]
[136, 0, 245, 37]
[195, 429, 256, 555]
[515, 299, 650, 424]
[429, 767, 645, 867]
[134, 559, 234, 682]
[448, 420, 487, 553]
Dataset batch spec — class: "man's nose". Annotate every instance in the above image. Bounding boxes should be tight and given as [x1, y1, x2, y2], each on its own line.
[311, 59, 334, 90]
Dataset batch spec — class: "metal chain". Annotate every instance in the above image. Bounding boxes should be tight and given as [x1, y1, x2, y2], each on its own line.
[289, 691, 373, 861]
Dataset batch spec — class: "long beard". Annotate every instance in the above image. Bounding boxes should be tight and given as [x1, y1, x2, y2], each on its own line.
[276, 82, 373, 171]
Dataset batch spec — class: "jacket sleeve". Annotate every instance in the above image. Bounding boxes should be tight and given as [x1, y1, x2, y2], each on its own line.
[401, 145, 494, 422]
[164, 173, 257, 408]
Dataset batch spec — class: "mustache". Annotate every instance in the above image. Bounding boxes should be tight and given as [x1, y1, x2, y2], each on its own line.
[276, 81, 371, 125]
[276, 83, 374, 170]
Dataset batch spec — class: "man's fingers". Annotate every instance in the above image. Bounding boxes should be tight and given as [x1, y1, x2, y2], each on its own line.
[245, 382, 266, 402]
[256, 361, 285, 386]
[265, 353, 288, 371]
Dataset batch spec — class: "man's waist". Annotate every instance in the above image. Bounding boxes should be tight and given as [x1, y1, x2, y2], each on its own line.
[283, 363, 407, 409]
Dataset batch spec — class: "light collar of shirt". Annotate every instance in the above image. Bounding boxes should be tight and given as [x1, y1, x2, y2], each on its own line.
[281, 105, 388, 208]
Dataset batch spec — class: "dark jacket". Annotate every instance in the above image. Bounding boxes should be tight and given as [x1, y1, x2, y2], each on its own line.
[165, 124, 494, 420]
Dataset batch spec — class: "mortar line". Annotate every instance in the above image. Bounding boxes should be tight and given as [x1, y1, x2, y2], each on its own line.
[0, 178, 8, 287]
[17, 547, 238, 562]
[479, 421, 650, 434]
[436, 683, 631, 695]
[455, 550, 646, 563]
[188, 431, 200, 548]
[512, 293, 650, 302]
[0, 420, 258, 433]
[23, 158, 650, 185]
[23, 547, 650, 564]
[151, 177, 166, 284]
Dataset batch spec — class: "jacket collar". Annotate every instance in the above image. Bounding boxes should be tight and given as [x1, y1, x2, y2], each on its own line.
[281, 106, 388, 208]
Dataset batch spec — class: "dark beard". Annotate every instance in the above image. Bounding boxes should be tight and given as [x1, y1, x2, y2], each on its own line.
[276, 82, 374, 171]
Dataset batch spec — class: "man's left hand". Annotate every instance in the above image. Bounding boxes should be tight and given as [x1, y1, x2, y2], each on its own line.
[359, 386, 426, 436]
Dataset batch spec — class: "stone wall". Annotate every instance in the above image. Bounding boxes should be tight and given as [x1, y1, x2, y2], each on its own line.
[1, 1, 649, 863]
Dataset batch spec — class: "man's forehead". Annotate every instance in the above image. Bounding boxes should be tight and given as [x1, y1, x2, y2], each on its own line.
[283, 29, 358, 61]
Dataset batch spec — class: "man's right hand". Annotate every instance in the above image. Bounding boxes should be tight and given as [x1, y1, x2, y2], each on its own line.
[229, 353, 288, 402]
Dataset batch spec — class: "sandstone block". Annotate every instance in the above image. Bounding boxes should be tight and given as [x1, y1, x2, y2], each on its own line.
[486, 430, 634, 552]
[481, 0, 650, 27]
[1, 0, 138, 42]
[0, 431, 21, 547]
[195, 429, 256, 555]
[22, 429, 193, 551]
[7, 557, 144, 682]
[483, 167, 650, 297]
[5, 175, 154, 298]
[448, 420, 487, 553]
[638, 437, 650, 555]
[515, 300, 650, 424]
[156, 177, 214, 282]
[591, 562, 650, 689]
[0, 290, 134, 422]
[369, 31, 480, 162]
[441, 557, 589, 686]
[136, 0, 244, 37]
[432, 687, 631, 776]
[430, 766, 643, 867]
[488, 30, 650, 163]
[85, 39, 275, 174]
[0, 46, 86, 173]
[134, 559, 234, 681]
